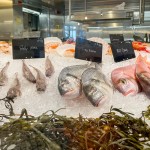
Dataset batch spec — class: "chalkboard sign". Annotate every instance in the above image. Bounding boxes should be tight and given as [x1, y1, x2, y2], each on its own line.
[111, 41, 135, 62]
[110, 34, 124, 43]
[75, 37, 102, 63]
[12, 38, 45, 59]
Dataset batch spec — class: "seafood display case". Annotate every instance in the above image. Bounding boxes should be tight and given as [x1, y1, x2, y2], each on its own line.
[1, 0, 150, 149]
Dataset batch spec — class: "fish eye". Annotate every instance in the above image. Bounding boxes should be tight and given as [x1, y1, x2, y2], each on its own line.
[60, 80, 69, 86]
[119, 79, 127, 84]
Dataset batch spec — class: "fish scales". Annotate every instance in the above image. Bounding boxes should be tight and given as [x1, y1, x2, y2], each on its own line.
[111, 65, 141, 96]
[22, 60, 36, 83]
[30, 65, 46, 92]
[58, 64, 90, 99]
[82, 67, 113, 107]
[45, 56, 54, 77]
[136, 54, 150, 98]
[7, 73, 21, 99]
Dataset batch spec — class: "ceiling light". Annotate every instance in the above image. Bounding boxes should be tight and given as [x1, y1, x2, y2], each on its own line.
[4, 20, 13, 23]
[22, 7, 40, 15]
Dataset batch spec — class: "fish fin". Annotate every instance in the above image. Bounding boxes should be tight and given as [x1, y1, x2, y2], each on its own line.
[29, 65, 37, 72]
[67, 73, 80, 80]
[103, 74, 113, 88]
[136, 54, 142, 63]
[1, 61, 10, 71]
[95, 63, 102, 71]
[6, 61, 10, 65]
[87, 61, 93, 66]
[144, 55, 147, 61]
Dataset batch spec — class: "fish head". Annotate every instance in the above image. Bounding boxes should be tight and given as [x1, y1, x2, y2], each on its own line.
[136, 72, 150, 97]
[7, 88, 17, 99]
[46, 69, 53, 77]
[58, 74, 81, 99]
[115, 78, 139, 96]
[83, 79, 110, 107]
[36, 80, 46, 91]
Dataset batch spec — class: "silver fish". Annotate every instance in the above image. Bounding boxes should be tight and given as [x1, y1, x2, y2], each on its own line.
[58, 64, 90, 99]
[7, 73, 21, 99]
[22, 60, 36, 83]
[0, 62, 10, 86]
[45, 56, 54, 77]
[81, 66, 113, 107]
[30, 65, 46, 91]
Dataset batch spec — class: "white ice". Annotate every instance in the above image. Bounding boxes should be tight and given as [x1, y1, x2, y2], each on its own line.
[0, 47, 150, 121]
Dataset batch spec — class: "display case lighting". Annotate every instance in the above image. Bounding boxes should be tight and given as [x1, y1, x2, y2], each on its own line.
[4, 20, 13, 23]
[85, 16, 88, 20]
[22, 7, 40, 15]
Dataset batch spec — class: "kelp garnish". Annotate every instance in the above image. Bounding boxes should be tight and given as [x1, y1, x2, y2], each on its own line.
[143, 105, 150, 120]
[0, 97, 14, 116]
[0, 107, 150, 150]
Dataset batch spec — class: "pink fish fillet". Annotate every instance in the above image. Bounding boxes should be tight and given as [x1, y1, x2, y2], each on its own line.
[136, 54, 150, 97]
[111, 65, 141, 96]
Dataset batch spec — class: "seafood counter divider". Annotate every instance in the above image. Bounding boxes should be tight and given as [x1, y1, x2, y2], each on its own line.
[0, 46, 150, 120]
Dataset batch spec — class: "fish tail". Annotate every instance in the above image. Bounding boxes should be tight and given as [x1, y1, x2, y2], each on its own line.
[22, 59, 25, 63]
[14, 72, 21, 86]
[15, 72, 18, 77]
[1, 61, 10, 72]
[6, 61, 10, 66]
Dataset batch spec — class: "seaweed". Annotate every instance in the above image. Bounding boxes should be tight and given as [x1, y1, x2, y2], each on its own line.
[0, 97, 14, 116]
[0, 107, 150, 150]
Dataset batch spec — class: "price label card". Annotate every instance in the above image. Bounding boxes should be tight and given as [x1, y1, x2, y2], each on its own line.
[111, 41, 135, 62]
[110, 34, 124, 43]
[75, 37, 102, 63]
[12, 38, 45, 59]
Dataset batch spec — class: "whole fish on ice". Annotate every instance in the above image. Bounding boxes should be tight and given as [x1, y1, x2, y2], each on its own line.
[136, 54, 150, 98]
[111, 65, 141, 96]
[58, 64, 90, 99]
[7, 73, 21, 100]
[30, 65, 46, 91]
[0, 62, 10, 86]
[22, 60, 36, 83]
[82, 64, 113, 106]
[45, 56, 54, 77]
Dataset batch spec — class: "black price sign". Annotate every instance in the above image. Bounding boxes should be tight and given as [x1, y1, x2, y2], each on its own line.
[111, 41, 135, 62]
[110, 34, 124, 43]
[12, 38, 45, 59]
[75, 37, 102, 63]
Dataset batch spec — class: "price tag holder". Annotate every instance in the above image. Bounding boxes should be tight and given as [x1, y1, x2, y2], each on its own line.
[111, 41, 135, 62]
[12, 38, 45, 59]
[110, 34, 124, 43]
[75, 37, 102, 63]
